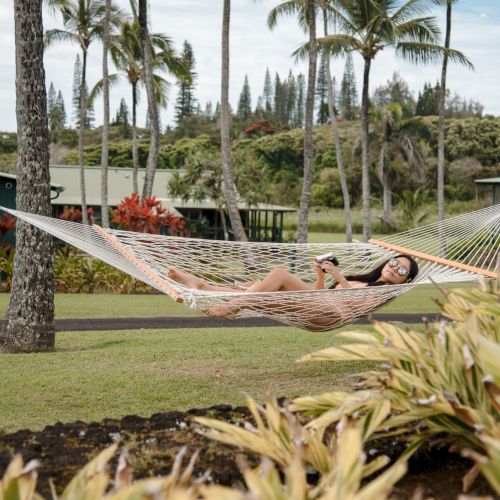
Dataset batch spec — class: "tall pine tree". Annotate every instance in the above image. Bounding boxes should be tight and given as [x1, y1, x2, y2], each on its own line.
[316, 57, 329, 124]
[339, 53, 358, 120]
[416, 82, 441, 116]
[237, 75, 252, 120]
[262, 67, 273, 115]
[286, 70, 296, 126]
[295, 73, 305, 128]
[71, 55, 93, 129]
[113, 98, 130, 137]
[56, 91, 66, 128]
[47, 82, 57, 131]
[175, 40, 197, 124]
[48, 83, 66, 137]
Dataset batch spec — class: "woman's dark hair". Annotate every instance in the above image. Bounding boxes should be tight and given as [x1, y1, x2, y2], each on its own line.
[332, 254, 419, 288]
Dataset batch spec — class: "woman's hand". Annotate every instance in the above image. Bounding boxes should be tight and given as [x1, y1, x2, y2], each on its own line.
[321, 261, 351, 288]
[314, 259, 324, 276]
[321, 260, 339, 276]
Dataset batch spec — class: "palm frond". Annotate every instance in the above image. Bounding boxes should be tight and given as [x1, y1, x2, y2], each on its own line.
[152, 74, 171, 108]
[323, 2, 357, 34]
[394, 16, 441, 44]
[391, 0, 434, 24]
[294, 33, 360, 61]
[44, 0, 68, 16]
[267, 0, 307, 32]
[87, 73, 120, 107]
[44, 28, 76, 48]
[396, 42, 474, 69]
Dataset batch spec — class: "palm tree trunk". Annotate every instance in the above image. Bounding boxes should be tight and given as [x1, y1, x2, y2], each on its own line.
[361, 56, 372, 242]
[132, 83, 139, 194]
[1, 0, 55, 352]
[220, 0, 247, 241]
[296, 0, 317, 244]
[218, 205, 229, 241]
[437, 1, 451, 255]
[138, 0, 159, 199]
[380, 122, 393, 226]
[100, 0, 110, 228]
[79, 48, 89, 225]
[323, 9, 352, 242]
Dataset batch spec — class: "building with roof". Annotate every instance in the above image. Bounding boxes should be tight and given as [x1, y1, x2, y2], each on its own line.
[48, 165, 295, 242]
[475, 177, 500, 205]
[0, 172, 65, 245]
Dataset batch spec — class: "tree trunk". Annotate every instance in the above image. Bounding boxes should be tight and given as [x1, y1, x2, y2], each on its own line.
[1, 0, 55, 352]
[361, 57, 372, 242]
[437, 1, 451, 255]
[323, 9, 352, 242]
[220, 0, 247, 241]
[132, 82, 139, 194]
[79, 48, 89, 225]
[379, 120, 393, 226]
[138, 0, 159, 199]
[218, 205, 229, 241]
[296, 0, 317, 244]
[100, 0, 110, 228]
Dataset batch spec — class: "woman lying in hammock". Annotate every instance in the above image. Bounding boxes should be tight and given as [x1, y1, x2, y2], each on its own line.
[168, 254, 419, 319]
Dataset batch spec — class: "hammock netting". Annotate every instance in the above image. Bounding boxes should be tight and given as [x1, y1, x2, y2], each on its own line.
[2, 204, 499, 331]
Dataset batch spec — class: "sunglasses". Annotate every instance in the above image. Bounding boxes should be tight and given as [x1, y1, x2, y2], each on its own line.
[388, 258, 409, 276]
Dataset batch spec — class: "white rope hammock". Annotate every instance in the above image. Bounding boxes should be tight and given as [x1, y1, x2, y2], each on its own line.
[1, 204, 499, 331]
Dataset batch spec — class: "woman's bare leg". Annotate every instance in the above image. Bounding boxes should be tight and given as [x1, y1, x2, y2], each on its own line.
[246, 268, 312, 292]
[205, 268, 312, 318]
[167, 267, 236, 292]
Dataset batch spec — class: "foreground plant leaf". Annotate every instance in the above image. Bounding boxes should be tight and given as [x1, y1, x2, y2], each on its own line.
[293, 281, 500, 492]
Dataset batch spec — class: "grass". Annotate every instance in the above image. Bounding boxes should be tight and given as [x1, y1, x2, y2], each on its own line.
[0, 325, 371, 433]
[0, 293, 194, 319]
[0, 284, 453, 318]
[307, 232, 384, 243]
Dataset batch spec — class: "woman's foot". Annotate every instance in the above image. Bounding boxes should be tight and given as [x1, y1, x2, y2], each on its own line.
[168, 267, 206, 290]
[204, 304, 239, 319]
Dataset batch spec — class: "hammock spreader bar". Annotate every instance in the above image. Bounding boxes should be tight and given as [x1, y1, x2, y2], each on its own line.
[369, 238, 498, 279]
[92, 224, 184, 303]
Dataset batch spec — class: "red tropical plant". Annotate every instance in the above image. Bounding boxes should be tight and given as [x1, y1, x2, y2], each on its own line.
[59, 207, 95, 223]
[112, 193, 185, 234]
[243, 118, 287, 136]
[0, 214, 16, 235]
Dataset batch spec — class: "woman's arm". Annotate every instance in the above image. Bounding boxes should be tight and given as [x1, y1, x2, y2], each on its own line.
[313, 259, 326, 289]
[321, 261, 351, 288]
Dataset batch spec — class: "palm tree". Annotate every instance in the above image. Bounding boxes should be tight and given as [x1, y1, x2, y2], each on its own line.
[168, 153, 230, 240]
[101, 0, 111, 228]
[432, 0, 469, 253]
[45, 0, 122, 225]
[314, 0, 471, 241]
[220, 0, 248, 241]
[1, 0, 54, 352]
[92, 19, 188, 194]
[268, 0, 318, 244]
[321, 6, 352, 242]
[137, 0, 160, 199]
[373, 103, 429, 226]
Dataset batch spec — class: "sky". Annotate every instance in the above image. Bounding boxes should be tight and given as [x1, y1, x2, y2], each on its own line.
[0, 0, 499, 132]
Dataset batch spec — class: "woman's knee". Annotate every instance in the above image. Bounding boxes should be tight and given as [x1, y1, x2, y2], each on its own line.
[270, 267, 288, 277]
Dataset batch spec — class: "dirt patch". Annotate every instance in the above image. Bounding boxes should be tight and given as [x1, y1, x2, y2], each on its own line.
[0, 404, 494, 499]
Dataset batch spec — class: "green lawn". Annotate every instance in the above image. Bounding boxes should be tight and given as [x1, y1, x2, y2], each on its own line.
[307, 232, 379, 244]
[0, 293, 195, 319]
[0, 282, 451, 319]
[0, 325, 371, 433]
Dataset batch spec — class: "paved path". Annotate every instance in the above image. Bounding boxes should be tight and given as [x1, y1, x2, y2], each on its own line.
[0, 313, 442, 332]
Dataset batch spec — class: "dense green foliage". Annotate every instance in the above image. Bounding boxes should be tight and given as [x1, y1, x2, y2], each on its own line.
[1, 115, 499, 210]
